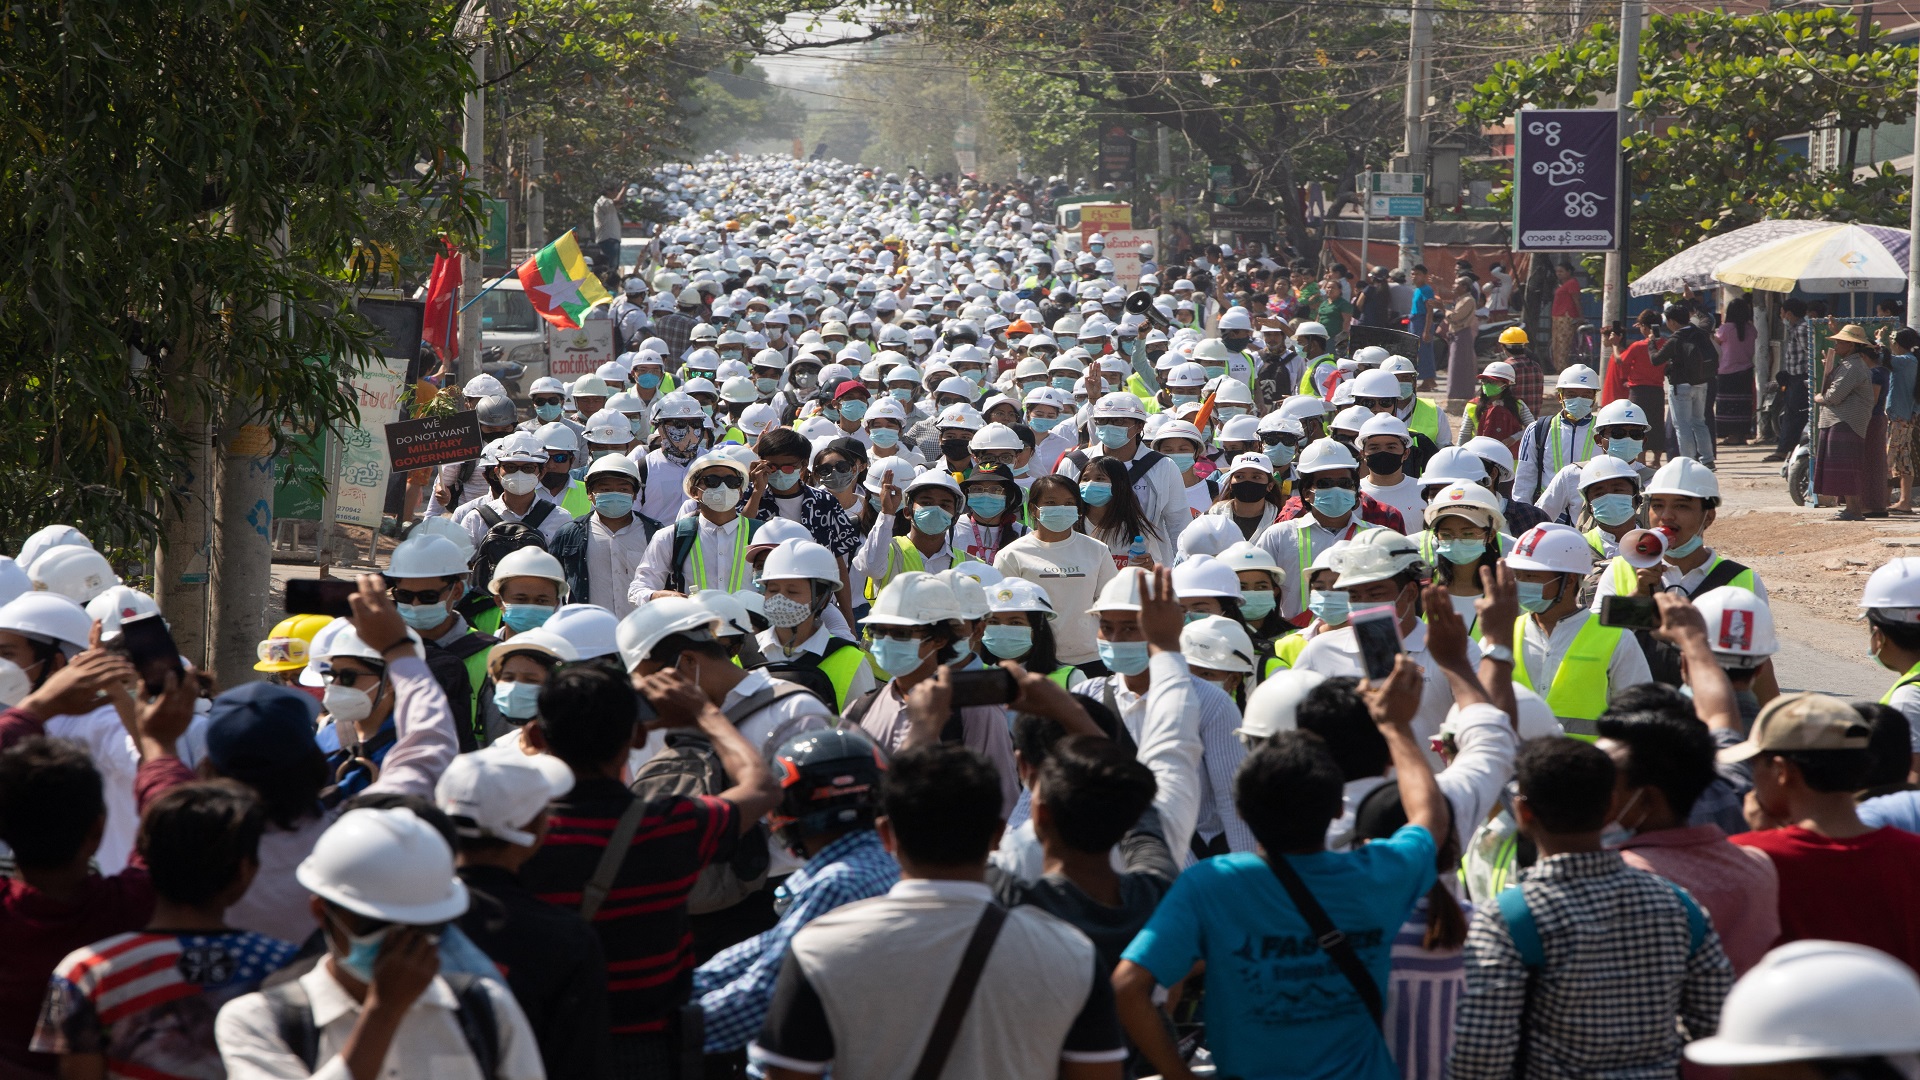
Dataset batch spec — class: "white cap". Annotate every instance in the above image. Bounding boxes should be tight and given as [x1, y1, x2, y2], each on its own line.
[1225, 451, 1275, 477]
[1296, 438, 1358, 475]
[1554, 364, 1600, 391]
[1645, 456, 1719, 500]
[296, 808, 469, 923]
[1505, 524, 1595, 575]
[436, 753, 574, 846]
[1687, 941, 1920, 1066]
[1181, 615, 1256, 674]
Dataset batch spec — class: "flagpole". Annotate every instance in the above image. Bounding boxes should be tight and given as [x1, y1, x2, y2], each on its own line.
[458, 266, 519, 312]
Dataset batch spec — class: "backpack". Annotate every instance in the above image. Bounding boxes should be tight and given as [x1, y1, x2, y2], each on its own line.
[627, 682, 821, 914]
[260, 955, 501, 1080]
[469, 501, 556, 587]
[663, 514, 761, 595]
[1062, 447, 1168, 490]
[1638, 557, 1753, 685]
[764, 637, 861, 712]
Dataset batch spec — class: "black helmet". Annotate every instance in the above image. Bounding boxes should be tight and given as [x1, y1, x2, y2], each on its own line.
[767, 728, 888, 856]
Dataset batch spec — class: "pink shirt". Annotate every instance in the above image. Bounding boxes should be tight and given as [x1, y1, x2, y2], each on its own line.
[1619, 824, 1779, 975]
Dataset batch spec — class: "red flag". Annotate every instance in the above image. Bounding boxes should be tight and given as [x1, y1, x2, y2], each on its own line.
[423, 240, 462, 364]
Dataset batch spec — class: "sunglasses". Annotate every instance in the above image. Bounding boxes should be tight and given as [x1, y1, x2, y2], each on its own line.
[1310, 478, 1358, 490]
[500, 463, 542, 475]
[390, 586, 450, 606]
[696, 474, 745, 490]
[325, 668, 382, 688]
[547, 453, 573, 464]
[1597, 426, 1646, 440]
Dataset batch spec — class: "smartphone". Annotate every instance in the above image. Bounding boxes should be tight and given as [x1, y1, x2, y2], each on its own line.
[286, 577, 357, 618]
[1349, 604, 1404, 682]
[118, 614, 184, 696]
[949, 667, 1019, 707]
[1599, 594, 1661, 632]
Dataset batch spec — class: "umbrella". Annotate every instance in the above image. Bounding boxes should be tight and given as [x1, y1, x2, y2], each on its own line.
[1629, 220, 1911, 296]
[1712, 223, 1909, 294]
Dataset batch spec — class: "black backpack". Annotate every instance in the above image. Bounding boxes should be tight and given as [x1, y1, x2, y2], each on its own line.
[1062, 447, 1167, 488]
[469, 501, 556, 587]
[663, 514, 760, 595]
[261, 955, 500, 1080]
[764, 637, 861, 711]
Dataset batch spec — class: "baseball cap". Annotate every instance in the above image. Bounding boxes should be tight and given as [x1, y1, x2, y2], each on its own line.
[205, 682, 323, 772]
[435, 753, 576, 846]
[1717, 692, 1872, 764]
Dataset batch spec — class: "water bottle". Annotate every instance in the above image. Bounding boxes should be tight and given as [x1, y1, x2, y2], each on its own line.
[1129, 534, 1148, 562]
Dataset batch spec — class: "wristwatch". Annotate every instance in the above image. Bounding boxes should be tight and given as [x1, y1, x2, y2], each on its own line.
[1482, 644, 1515, 665]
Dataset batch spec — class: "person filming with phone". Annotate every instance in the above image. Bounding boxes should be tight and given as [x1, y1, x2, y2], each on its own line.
[1504, 524, 1651, 740]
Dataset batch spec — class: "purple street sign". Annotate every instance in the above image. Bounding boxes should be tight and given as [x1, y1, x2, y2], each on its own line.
[1513, 109, 1620, 252]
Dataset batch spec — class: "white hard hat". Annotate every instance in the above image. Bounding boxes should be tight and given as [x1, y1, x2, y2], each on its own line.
[1191, 339, 1231, 363]
[1481, 361, 1518, 383]
[1693, 587, 1778, 658]
[1441, 685, 1563, 742]
[1238, 669, 1328, 741]
[1092, 392, 1148, 421]
[586, 453, 643, 486]
[1218, 541, 1283, 577]
[1862, 558, 1920, 619]
[1280, 395, 1328, 422]
[463, 373, 507, 399]
[865, 571, 963, 627]
[939, 569, 991, 621]
[1505, 524, 1595, 575]
[615, 597, 721, 671]
[1352, 345, 1390, 368]
[584, 410, 635, 446]
[488, 547, 567, 596]
[1172, 556, 1243, 600]
[1333, 529, 1427, 589]
[1216, 307, 1253, 332]
[295, 807, 469, 924]
[27, 545, 120, 605]
[1578, 454, 1642, 492]
[690, 589, 755, 638]
[594, 361, 629, 385]
[865, 457, 921, 494]
[387, 534, 470, 579]
[1381, 355, 1416, 376]
[435, 752, 574, 847]
[1423, 482, 1507, 533]
[986, 577, 1056, 618]
[322, 624, 425, 663]
[1554, 364, 1600, 391]
[534, 421, 579, 452]
[1330, 405, 1371, 434]
[720, 376, 760, 404]
[1595, 399, 1651, 429]
[541, 605, 620, 660]
[1463, 436, 1517, 479]
[1687, 941, 1920, 1066]
[1182, 615, 1256, 674]
[1214, 380, 1255, 408]
[0, 592, 94, 654]
[571, 374, 613, 399]
[652, 393, 706, 421]
[298, 619, 351, 687]
[1357, 412, 1411, 445]
[1217, 414, 1260, 443]
[18, 525, 93, 570]
[495, 431, 548, 464]
[739, 402, 781, 437]
[486, 628, 579, 675]
[760, 538, 840, 585]
[969, 422, 1023, 452]
[1294, 320, 1329, 341]
[1150, 420, 1205, 448]
[1309, 538, 1354, 575]
[0, 557, 29, 609]
[936, 403, 985, 431]
[1352, 369, 1402, 399]
[1089, 566, 1151, 614]
[1645, 456, 1719, 501]
[86, 586, 160, 640]
[1419, 446, 1489, 488]
[1296, 438, 1359, 475]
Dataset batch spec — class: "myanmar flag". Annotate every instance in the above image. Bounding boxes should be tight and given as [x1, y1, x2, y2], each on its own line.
[517, 231, 611, 329]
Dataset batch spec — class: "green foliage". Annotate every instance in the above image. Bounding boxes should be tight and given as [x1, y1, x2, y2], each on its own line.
[0, 0, 480, 552]
[1461, 9, 1918, 273]
[684, 66, 808, 155]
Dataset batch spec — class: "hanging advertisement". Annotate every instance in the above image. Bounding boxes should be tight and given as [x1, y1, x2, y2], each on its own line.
[1512, 108, 1620, 251]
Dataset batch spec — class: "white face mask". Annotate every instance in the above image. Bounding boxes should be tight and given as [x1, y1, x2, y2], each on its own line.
[323, 683, 375, 724]
[701, 486, 743, 512]
[500, 471, 539, 496]
[0, 658, 34, 709]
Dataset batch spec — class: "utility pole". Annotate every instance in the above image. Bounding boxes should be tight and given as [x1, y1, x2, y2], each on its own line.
[1599, 0, 1640, 334]
[528, 131, 545, 250]
[1398, 0, 1432, 271]
[458, 37, 486, 387]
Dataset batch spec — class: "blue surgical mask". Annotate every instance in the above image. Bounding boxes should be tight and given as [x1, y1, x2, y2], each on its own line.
[1516, 580, 1554, 614]
[1029, 415, 1059, 434]
[636, 372, 663, 390]
[398, 601, 448, 631]
[1204, 365, 1227, 380]
[493, 680, 542, 720]
[870, 427, 900, 448]
[1268, 445, 1296, 468]
[756, 377, 779, 394]
[1590, 492, 1637, 527]
[1436, 538, 1487, 564]
[1079, 482, 1113, 507]
[869, 636, 927, 677]
[1607, 437, 1643, 461]
[1240, 590, 1277, 622]
[891, 387, 914, 401]
[840, 399, 868, 421]
[1669, 532, 1704, 558]
[1167, 452, 1196, 473]
[1036, 504, 1080, 532]
[501, 603, 556, 633]
[1311, 487, 1357, 517]
[1308, 589, 1350, 625]
[1172, 393, 1199, 407]
[1563, 397, 1594, 420]
[1097, 639, 1151, 676]
[913, 505, 954, 534]
[1096, 425, 1131, 449]
[770, 469, 802, 491]
[967, 493, 1007, 518]
[1052, 376, 1077, 391]
[593, 491, 635, 518]
[965, 370, 986, 385]
[329, 913, 390, 985]
[534, 402, 564, 422]
[982, 625, 1033, 659]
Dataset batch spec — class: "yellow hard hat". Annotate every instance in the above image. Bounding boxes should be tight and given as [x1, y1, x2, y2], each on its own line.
[1499, 327, 1530, 346]
[254, 614, 334, 672]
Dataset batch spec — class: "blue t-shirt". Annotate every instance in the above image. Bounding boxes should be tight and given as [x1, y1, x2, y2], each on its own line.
[1122, 825, 1436, 1080]
[1409, 284, 1437, 318]
[1860, 790, 1920, 833]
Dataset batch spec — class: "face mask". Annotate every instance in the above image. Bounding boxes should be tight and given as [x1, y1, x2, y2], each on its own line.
[1311, 487, 1357, 517]
[1478, 381, 1504, 398]
[1080, 481, 1113, 507]
[769, 468, 802, 492]
[636, 372, 662, 390]
[493, 680, 542, 721]
[756, 377, 779, 395]
[1240, 590, 1277, 622]
[323, 683, 375, 725]
[328, 912, 391, 985]
[1097, 639, 1151, 676]
[1157, 452, 1194, 475]
[534, 402, 564, 421]
[913, 505, 954, 534]
[1204, 365, 1227, 380]
[870, 636, 928, 677]
[870, 427, 900, 448]
[1601, 788, 1645, 849]
[398, 601, 448, 631]
[839, 399, 868, 421]
[1437, 538, 1487, 564]
[963, 370, 986, 385]
[500, 472, 539, 496]
[1096, 425, 1130, 449]
[1398, 383, 1415, 401]
[1669, 532, 1704, 558]
[702, 486, 742, 512]
[1029, 415, 1060, 434]
[0, 658, 34, 708]
[1268, 445, 1296, 469]
[792, 371, 818, 391]
[1562, 397, 1593, 420]
[1365, 451, 1403, 476]
[1171, 393, 1199, 408]
[1036, 504, 1080, 532]
[591, 491, 636, 518]
[889, 387, 915, 402]
[1052, 376, 1077, 391]
[939, 437, 971, 462]
[1516, 579, 1555, 614]
[1606, 437, 1643, 461]
[1227, 480, 1269, 504]
[981, 625, 1033, 659]
[501, 604, 556, 633]
[911, 343, 930, 356]
[1308, 589, 1350, 625]
[763, 592, 813, 629]
[853, 327, 871, 339]
[1590, 492, 1636, 527]
[1216, 406, 1246, 421]
[967, 493, 1007, 518]
[820, 468, 856, 493]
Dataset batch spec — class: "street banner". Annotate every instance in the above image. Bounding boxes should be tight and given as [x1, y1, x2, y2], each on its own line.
[334, 357, 408, 527]
[1512, 109, 1620, 252]
[549, 319, 615, 378]
[1078, 203, 1133, 247]
[385, 412, 485, 472]
[1104, 230, 1157, 288]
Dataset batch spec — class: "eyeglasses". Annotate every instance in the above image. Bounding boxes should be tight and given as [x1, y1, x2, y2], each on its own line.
[325, 668, 382, 688]
[867, 626, 926, 642]
[696, 474, 745, 490]
[1355, 398, 1398, 411]
[500, 463, 542, 475]
[390, 586, 449, 606]
[1310, 477, 1358, 490]
[547, 452, 573, 464]
[974, 453, 1016, 467]
[1597, 426, 1645, 440]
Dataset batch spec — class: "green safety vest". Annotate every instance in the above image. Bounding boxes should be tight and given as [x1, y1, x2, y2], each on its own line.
[1403, 397, 1444, 445]
[1299, 354, 1338, 396]
[813, 643, 867, 712]
[1882, 661, 1920, 706]
[1292, 519, 1368, 610]
[1510, 613, 1625, 739]
[866, 535, 974, 599]
[1124, 374, 1162, 413]
[461, 650, 489, 729]
[1602, 552, 1753, 603]
[1047, 665, 1078, 689]
[560, 479, 592, 518]
[1265, 634, 1309, 677]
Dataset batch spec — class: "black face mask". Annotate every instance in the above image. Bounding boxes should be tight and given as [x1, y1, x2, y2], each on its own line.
[940, 437, 972, 462]
[1365, 451, 1404, 476]
[1230, 480, 1270, 504]
[1222, 333, 1252, 352]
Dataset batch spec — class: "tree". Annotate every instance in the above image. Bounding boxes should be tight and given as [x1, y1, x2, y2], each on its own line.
[684, 65, 808, 156]
[1460, 9, 1919, 275]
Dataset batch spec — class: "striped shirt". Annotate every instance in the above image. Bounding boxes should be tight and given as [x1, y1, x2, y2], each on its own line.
[34, 930, 297, 1080]
[1386, 899, 1466, 1080]
[519, 779, 739, 1035]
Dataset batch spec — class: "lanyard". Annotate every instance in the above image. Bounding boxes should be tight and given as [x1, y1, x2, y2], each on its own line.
[690, 521, 747, 592]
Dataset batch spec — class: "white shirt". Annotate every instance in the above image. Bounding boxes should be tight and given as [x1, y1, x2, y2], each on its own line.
[1514, 413, 1598, 504]
[1362, 474, 1426, 529]
[1081, 659, 1249, 852]
[1533, 458, 1653, 525]
[866, 443, 925, 470]
[1256, 515, 1374, 619]
[452, 492, 567, 549]
[46, 704, 139, 874]
[1517, 609, 1654, 722]
[629, 512, 753, 603]
[1032, 429, 1076, 474]
[1182, 478, 1214, 519]
[854, 513, 960, 597]
[586, 512, 651, 618]
[635, 447, 694, 524]
[1053, 441, 1190, 566]
[992, 531, 1117, 665]
[1294, 618, 1482, 765]
[427, 460, 491, 516]
[216, 963, 543, 1080]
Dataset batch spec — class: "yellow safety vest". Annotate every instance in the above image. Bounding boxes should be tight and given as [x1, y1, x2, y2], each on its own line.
[1047, 665, 1078, 689]
[1882, 661, 1920, 706]
[1510, 613, 1625, 739]
[1602, 552, 1754, 602]
[689, 525, 750, 592]
[1266, 633, 1309, 676]
[1299, 354, 1338, 396]
[813, 643, 867, 712]
[865, 535, 974, 599]
[1124, 374, 1163, 413]
[1403, 397, 1443, 445]
[560, 480, 592, 518]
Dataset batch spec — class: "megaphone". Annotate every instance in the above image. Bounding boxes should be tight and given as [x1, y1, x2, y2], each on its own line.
[1124, 289, 1171, 329]
[1619, 527, 1673, 570]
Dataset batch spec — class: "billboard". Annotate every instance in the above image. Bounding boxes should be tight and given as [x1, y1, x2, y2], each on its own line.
[1103, 230, 1157, 289]
[1512, 109, 1619, 252]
